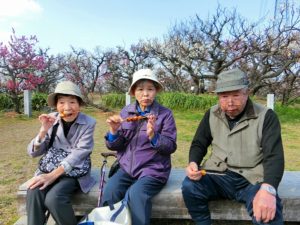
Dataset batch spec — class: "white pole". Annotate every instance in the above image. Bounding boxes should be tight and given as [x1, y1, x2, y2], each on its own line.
[125, 92, 131, 105]
[24, 90, 32, 117]
[267, 94, 275, 110]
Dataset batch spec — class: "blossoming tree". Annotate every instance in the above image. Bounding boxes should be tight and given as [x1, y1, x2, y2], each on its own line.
[0, 29, 46, 113]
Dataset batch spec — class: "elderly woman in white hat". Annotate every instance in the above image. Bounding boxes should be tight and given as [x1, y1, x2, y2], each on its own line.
[103, 68, 177, 225]
[26, 81, 96, 225]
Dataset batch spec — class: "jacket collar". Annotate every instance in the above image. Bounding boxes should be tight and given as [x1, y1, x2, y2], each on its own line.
[126, 100, 160, 117]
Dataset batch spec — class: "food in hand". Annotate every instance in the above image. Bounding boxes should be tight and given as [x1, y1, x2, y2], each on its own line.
[59, 112, 71, 118]
[199, 169, 225, 176]
[125, 115, 147, 122]
[59, 112, 65, 117]
[200, 170, 206, 176]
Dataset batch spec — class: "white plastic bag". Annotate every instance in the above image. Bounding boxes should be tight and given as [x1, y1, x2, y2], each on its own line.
[78, 200, 131, 225]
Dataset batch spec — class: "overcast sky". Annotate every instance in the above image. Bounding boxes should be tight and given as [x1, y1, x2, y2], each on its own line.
[0, 0, 298, 54]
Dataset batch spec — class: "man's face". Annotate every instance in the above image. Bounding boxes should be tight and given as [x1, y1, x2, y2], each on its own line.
[218, 89, 249, 119]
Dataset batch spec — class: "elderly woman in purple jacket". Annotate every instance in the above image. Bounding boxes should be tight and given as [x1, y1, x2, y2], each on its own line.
[103, 68, 177, 225]
[26, 81, 96, 225]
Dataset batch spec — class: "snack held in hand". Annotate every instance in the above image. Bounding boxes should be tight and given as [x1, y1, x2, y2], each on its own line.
[59, 111, 65, 118]
[59, 111, 71, 118]
[125, 115, 147, 122]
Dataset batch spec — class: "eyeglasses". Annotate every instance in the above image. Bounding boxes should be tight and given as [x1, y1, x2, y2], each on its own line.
[218, 94, 245, 102]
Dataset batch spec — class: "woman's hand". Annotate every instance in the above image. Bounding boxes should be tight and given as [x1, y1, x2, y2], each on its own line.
[146, 114, 156, 140]
[27, 166, 65, 190]
[27, 173, 56, 190]
[106, 115, 122, 134]
[38, 114, 56, 140]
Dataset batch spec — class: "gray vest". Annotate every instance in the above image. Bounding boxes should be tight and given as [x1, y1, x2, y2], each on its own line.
[202, 102, 268, 184]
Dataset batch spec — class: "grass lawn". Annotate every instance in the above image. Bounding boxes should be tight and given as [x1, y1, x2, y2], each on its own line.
[0, 106, 299, 225]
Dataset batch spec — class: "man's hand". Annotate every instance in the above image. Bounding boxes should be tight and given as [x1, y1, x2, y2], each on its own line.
[253, 184, 276, 223]
[185, 162, 203, 181]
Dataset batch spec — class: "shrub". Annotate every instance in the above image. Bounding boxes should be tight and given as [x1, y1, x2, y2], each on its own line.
[274, 104, 300, 123]
[101, 92, 218, 111]
[156, 92, 217, 111]
[0, 94, 14, 111]
[32, 92, 48, 111]
[101, 93, 126, 108]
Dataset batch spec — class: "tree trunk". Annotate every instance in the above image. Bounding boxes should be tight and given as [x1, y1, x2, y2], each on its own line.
[11, 92, 21, 113]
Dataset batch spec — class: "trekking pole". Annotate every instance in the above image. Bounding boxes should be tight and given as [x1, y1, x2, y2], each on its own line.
[97, 156, 107, 207]
[97, 152, 118, 207]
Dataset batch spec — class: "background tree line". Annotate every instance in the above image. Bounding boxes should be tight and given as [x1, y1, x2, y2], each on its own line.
[0, 6, 299, 113]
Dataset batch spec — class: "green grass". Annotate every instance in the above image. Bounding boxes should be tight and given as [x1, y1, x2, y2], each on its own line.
[275, 105, 300, 123]
[0, 106, 299, 225]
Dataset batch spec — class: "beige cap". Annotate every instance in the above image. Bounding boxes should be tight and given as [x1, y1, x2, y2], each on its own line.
[47, 81, 83, 107]
[128, 69, 163, 95]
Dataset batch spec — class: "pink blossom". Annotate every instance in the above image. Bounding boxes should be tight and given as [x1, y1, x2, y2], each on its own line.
[2, 30, 46, 94]
[6, 80, 18, 91]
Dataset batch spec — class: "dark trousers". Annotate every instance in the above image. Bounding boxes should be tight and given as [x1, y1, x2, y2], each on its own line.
[181, 170, 283, 225]
[26, 176, 79, 225]
[101, 168, 165, 225]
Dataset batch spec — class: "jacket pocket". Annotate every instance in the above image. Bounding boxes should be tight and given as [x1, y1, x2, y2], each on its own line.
[202, 151, 228, 172]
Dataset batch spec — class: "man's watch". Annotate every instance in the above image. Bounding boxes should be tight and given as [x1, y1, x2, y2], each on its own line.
[260, 185, 276, 196]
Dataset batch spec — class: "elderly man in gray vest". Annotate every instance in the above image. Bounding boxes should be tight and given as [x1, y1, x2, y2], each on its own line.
[182, 68, 284, 225]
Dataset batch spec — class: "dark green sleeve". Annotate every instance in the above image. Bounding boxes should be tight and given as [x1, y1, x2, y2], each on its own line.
[262, 109, 285, 189]
[189, 110, 213, 165]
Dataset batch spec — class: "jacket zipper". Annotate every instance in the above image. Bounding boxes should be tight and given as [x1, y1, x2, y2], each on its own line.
[129, 121, 143, 175]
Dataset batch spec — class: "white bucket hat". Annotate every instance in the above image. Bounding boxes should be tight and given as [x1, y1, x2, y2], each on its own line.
[47, 81, 83, 107]
[128, 69, 163, 95]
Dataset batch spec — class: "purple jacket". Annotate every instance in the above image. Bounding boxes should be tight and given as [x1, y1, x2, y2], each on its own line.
[27, 112, 96, 193]
[105, 101, 177, 183]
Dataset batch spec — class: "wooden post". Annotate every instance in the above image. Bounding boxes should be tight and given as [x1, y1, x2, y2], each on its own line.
[125, 92, 131, 106]
[267, 94, 275, 110]
[24, 90, 32, 117]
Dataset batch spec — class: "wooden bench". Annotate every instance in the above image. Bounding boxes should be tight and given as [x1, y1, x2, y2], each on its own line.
[15, 169, 300, 224]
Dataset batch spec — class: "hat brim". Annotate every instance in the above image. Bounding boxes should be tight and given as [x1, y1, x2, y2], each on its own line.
[47, 92, 84, 108]
[215, 84, 248, 93]
[128, 78, 163, 96]
[47, 93, 57, 108]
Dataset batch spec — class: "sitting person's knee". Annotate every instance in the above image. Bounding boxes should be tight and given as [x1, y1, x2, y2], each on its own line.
[181, 177, 195, 195]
